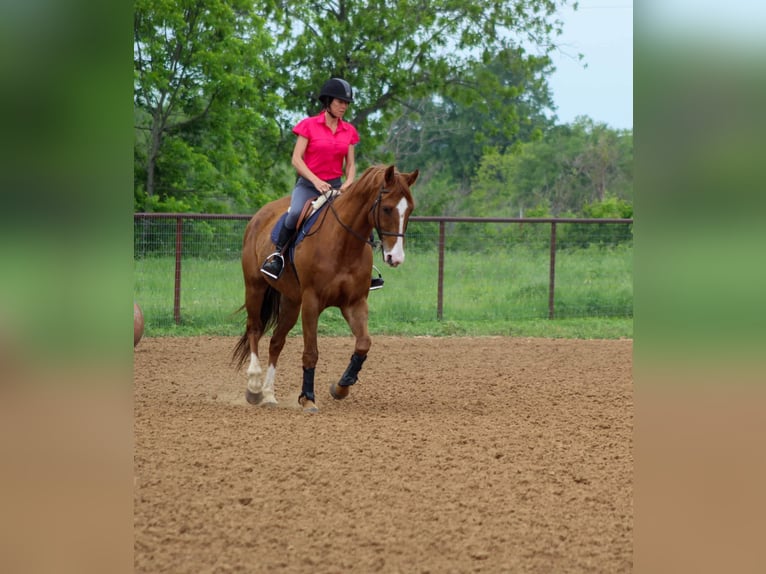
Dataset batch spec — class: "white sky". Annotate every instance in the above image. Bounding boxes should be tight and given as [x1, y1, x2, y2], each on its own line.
[547, 0, 633, 129]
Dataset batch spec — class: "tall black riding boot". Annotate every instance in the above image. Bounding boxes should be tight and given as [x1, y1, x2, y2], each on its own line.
[261, 224, 294, 279]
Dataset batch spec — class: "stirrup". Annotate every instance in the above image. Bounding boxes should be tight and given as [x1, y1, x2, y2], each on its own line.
[260, 252, 284, 279]
[369, 265, 384, 291]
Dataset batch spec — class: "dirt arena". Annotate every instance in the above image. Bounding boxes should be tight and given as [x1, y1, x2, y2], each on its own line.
[134, 336, 633, 573]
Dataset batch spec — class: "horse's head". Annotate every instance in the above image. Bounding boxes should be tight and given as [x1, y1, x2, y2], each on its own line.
[371, 165, 418, 267]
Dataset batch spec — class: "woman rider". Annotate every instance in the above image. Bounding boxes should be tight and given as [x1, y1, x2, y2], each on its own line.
[261, 78, 383, 290]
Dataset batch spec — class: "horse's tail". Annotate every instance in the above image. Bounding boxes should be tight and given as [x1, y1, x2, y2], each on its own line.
[231, 285, 282, 370]
[231, 309, 250, 370]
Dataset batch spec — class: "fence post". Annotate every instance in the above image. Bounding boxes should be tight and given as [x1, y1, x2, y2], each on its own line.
[548, 221, 557, 319]
[174, 217, 183, 324]
[437, 221, 445, 321]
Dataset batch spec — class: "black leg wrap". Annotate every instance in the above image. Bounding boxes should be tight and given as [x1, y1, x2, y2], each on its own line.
[339, 353, 367, 387]
[300, 367, 316, 402]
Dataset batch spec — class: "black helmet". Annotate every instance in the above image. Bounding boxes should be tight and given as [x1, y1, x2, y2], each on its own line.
[319, 78, 354, 106]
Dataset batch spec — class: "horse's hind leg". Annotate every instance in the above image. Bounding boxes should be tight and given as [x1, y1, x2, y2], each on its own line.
[241, 274, 285, 406]
[243, 284, 268, 405]
[259, 297, 301, 406]
[244, 333, 265, 405]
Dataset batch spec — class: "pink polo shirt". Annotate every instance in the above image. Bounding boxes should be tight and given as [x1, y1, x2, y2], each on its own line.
[293, 112, 360, 181]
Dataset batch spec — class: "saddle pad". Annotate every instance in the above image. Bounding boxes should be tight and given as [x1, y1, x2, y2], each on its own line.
[269, 203, 327, 258]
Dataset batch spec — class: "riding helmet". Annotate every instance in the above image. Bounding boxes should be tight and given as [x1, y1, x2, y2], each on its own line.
[319, 78, 354, 106]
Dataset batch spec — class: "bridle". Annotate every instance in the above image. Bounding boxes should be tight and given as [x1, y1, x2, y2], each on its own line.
[323, 185, 410, 249]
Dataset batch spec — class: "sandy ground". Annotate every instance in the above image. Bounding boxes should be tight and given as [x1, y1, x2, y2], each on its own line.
[134, 335, 632, 573]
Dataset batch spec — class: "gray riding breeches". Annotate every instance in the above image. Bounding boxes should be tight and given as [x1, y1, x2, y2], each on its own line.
[285, 176, 342, 229]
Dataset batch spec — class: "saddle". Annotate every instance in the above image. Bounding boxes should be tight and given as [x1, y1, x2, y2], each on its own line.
[270, 190, 341, 261]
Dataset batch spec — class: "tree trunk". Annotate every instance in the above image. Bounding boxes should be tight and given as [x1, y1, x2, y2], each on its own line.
[145, 114, 162, 213]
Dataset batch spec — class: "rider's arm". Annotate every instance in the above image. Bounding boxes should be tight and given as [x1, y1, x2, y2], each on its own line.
[292, 136, 332, 193]
[339, 145, 356, 192]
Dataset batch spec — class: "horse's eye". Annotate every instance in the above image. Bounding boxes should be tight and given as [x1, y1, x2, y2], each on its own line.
[382, 207, 393, 216]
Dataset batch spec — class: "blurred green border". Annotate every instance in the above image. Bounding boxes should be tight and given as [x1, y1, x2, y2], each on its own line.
[635, 6, 766, 574]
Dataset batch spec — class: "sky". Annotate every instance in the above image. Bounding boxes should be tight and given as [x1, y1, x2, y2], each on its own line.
[546, 0, 633, 130]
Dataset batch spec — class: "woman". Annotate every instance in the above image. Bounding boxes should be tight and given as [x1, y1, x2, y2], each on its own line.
[262, 77, 381, 289]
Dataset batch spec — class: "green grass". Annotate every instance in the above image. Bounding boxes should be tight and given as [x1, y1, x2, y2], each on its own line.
[134, 244, 632, 339]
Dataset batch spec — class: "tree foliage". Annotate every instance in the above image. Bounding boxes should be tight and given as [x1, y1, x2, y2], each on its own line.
[387, 46, 556, 188]
[132, 1, 634, 221]
[134, 0, 285, 212]
[468, 117, 633, 217]
[267, 0, 574, 158]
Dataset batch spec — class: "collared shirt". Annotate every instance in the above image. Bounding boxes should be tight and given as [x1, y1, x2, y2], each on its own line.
[293, 112, 360, 181]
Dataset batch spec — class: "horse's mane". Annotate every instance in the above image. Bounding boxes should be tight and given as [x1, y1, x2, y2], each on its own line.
[349, 164, 387, 192]
[346, 164, 411, 198]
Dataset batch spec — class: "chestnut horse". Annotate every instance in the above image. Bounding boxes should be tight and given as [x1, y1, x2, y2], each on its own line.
[232, 164, 418, 413]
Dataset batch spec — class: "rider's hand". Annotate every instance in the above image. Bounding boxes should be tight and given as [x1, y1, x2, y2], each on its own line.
[315, 180, 332, 193]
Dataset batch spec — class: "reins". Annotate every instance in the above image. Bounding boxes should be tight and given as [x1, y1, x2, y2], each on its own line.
[306, 185, 406, 250]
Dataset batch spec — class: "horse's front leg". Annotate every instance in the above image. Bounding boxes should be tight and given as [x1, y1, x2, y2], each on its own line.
[330, 300, 371, 400]
[298, 294, 321, 413]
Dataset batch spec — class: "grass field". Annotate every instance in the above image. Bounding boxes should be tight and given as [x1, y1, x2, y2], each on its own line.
[134, 244, 632, 339]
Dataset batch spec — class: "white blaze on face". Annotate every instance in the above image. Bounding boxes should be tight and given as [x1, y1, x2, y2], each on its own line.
[383, 197, 409, 267]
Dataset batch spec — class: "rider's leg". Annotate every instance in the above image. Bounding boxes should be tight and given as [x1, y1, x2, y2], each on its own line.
[260, 223, 294, 279]
[260, 179, 317, 279]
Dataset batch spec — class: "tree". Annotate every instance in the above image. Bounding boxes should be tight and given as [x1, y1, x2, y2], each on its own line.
[568, 117, 632, 203]
[134, 0, 284, 212]
[470, 117, 633, 216]
[385, 46, 556, 191]
[267, 0, 576, 160]
[134, 0, 581, 214]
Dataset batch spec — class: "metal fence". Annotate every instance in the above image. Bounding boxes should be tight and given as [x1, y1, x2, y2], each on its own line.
[134, 213, 633, 330]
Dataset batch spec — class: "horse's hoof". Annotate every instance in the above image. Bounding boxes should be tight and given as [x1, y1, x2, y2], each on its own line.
[260, 393, 278, 408]
[245, 389, 263, 405]
[298, 395, 319, 413]
[329, 382, 349, 400]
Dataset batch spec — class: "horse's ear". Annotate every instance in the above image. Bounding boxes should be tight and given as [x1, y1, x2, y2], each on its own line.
[405, 169, 419, 187]
[384, 165, 397, 186]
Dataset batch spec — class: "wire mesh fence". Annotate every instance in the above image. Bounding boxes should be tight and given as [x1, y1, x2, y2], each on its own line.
[133, 214, 633, 336]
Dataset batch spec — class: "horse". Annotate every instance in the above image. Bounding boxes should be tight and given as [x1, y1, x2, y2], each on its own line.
[232, 164, 418, 413]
